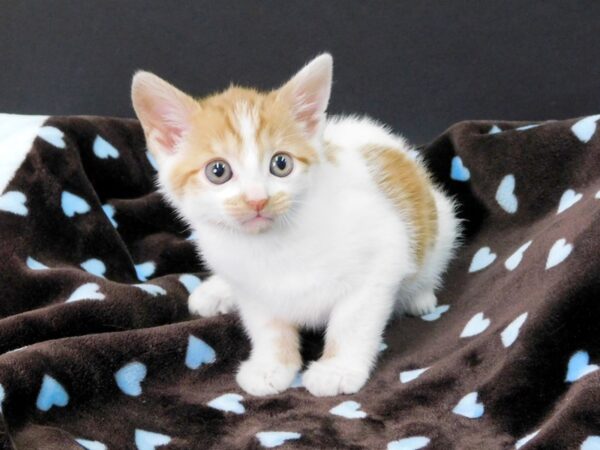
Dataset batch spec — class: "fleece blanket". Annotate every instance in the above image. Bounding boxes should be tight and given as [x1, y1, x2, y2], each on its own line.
[0, 113, 598, 450]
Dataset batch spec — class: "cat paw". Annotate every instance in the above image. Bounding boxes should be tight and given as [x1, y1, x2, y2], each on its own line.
[188, 276, 235, 317]
[404, 289, 437, 317]
[236, 359, 298, 396]
[302, 359, 369, 397]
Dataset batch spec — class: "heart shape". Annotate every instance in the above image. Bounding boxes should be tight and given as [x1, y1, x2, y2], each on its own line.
[488, 125, 502, 134]
[115, 361, 147, 396]
[496, 174, 518, 213]
[0, 383, 5, 411]
[61, 191, 90, 217]
[546, 238, 573, 269]
[582, 436, 600, 450]
[516, 124, 540, 131]
[557, 189, 583, 214]
[450, 156, 470, 181]
[134, 284, 167, 297]
[93, 135, 120, 159]
[185, 335, 217, 370]
[329, 400, 367, 419]
[134, 429, 171, 450]
[501, 312, 528, 347]
[515, 430, 540, 449]
[571, 114, 600, 143]
[146, 151, 159, 171]
[399, 367, 429, 383]
[256, 431, 301, 448]
[0, 191, 28, 216]
[36, 374, 69, 411]
[135, 261, 155, 281]
[37, 126, 66, 148]
[207, 393, 245, 414]
[187, 231, 198, 241]
[565, 350, 598, 382]
[80, 259, 106, 278]
[102, 204, 118, 228]
[387, 436, 431, 450]
[75, 438, 107, 450]
[452, 392, 484, 419]
[27, 256, 49, 270]
[596, 190, 600, 200]
[421, 304, 450, 321]
[179, 274, 201, 294]
[504, 240, 533, 271]
[460, 312, 491, 338]
[66, 283, 105, 302]
[469, 247, 497, 273]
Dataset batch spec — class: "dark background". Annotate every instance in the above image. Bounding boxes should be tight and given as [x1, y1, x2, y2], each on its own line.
[2, 1, 600, 144]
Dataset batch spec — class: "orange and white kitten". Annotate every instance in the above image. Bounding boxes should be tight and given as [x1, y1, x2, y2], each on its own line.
[131, 54, 459, 397]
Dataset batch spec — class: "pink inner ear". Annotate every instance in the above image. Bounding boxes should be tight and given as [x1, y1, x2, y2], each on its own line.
[151, 102, 190, 151]
[292, 90, 326, 135]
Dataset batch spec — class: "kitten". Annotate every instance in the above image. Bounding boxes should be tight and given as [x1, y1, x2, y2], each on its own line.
[131, 54, 460, 397]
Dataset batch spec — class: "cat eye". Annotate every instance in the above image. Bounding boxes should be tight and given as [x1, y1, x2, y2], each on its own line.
[270, 153, 294, 177]
[205, 160, 233, 184]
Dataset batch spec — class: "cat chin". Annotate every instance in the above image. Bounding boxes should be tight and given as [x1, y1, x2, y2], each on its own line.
[239, 216, 275, 234]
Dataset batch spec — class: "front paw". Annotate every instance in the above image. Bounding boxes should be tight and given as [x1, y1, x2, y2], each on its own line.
[236, 359, 298, 396]
[188, 276, 235, 317]
[302, 358, 370, 397]
[404, 289, 437, 317]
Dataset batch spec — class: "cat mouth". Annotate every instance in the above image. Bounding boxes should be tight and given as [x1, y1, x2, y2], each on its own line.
[241, 214, 274, 228]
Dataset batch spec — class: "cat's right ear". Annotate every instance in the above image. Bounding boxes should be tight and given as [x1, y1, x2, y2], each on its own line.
[131, 71, 198, 155]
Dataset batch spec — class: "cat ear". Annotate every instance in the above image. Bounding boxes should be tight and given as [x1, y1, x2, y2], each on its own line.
[278, 53, 333, 137]
[131, 71, 198, 154]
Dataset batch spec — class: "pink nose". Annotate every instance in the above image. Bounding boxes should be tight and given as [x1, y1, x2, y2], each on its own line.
[246, 198, 268, 211]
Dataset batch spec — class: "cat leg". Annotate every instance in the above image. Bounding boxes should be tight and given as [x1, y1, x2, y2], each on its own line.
[302, 282, 396, 397]
[236, 304, 302, 396]
[402, 288, 438, 317]
[188, 274, 236, 317]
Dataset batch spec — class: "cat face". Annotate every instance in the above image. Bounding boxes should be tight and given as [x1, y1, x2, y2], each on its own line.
[132, 54, 332, 234]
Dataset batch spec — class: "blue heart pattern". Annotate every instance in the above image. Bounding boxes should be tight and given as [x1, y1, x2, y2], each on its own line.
[37, 126, 66, 148]
[135, 429, 171, 450]
[399, 367, 429, 383]
[61, 191, 91, 217]
[36, 374, 69, 411]
[450, 156, 470, 181]
[329, 400, 367, 419]
[146, 151, 159, 171]
[495, 174, 518, 213]
[135, 261, 156, 281]
[452, 392, 484, 419]
[207, 393, 245, 414]
[546, 238, 573, 269]
[515, 430, 539, 449]
[185, 335, 216, 370]
[420, 304, 450, 321]
[469, 247, 497, 273]
[66, 283, 105, 302]
[557, 189, 582, 214]
[582, 436, 600, 450]
[81, 258, 106, 278]
[0, 191, 28, 216]
[26, 256, 49, 270]
[500, 312, 528, 348]
[256, 431, 301, 448]
[93, 135, 120, 159]
[115, 361, 147, 396]
[134, 284, 167, 296]
[571, 114, 600, 143]
[179, 274, 201, 294]
[460, 312, 491, 338]
[75, 438, 107, 450]
[102, 204, 118, 228]
[387, 436, 431, 450]
[565, 351, 598, 382]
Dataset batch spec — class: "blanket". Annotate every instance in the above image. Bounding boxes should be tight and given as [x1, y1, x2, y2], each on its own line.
[0, 113, 598, 450]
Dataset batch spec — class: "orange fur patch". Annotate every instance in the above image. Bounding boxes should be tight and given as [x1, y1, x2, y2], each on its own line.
[167, 86, 319, 196]
[269, 319, 301, 367]
[361, 145, 438, 266]
[321, 339, 338, 360]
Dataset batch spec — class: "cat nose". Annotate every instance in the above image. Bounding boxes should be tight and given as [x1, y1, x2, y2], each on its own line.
[245, 198, 268, 212]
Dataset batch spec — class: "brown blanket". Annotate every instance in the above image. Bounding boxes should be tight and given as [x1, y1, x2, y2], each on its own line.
[0, 114, 598, 449]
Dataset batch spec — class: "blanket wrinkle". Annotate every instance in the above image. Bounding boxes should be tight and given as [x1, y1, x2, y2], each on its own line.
[0, 114, 598, 449]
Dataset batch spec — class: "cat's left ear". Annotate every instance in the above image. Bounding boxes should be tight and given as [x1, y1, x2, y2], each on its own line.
[278, 53, 333, 138]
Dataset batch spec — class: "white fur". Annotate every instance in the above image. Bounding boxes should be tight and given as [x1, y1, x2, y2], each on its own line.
[182, 116, 459, 396]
